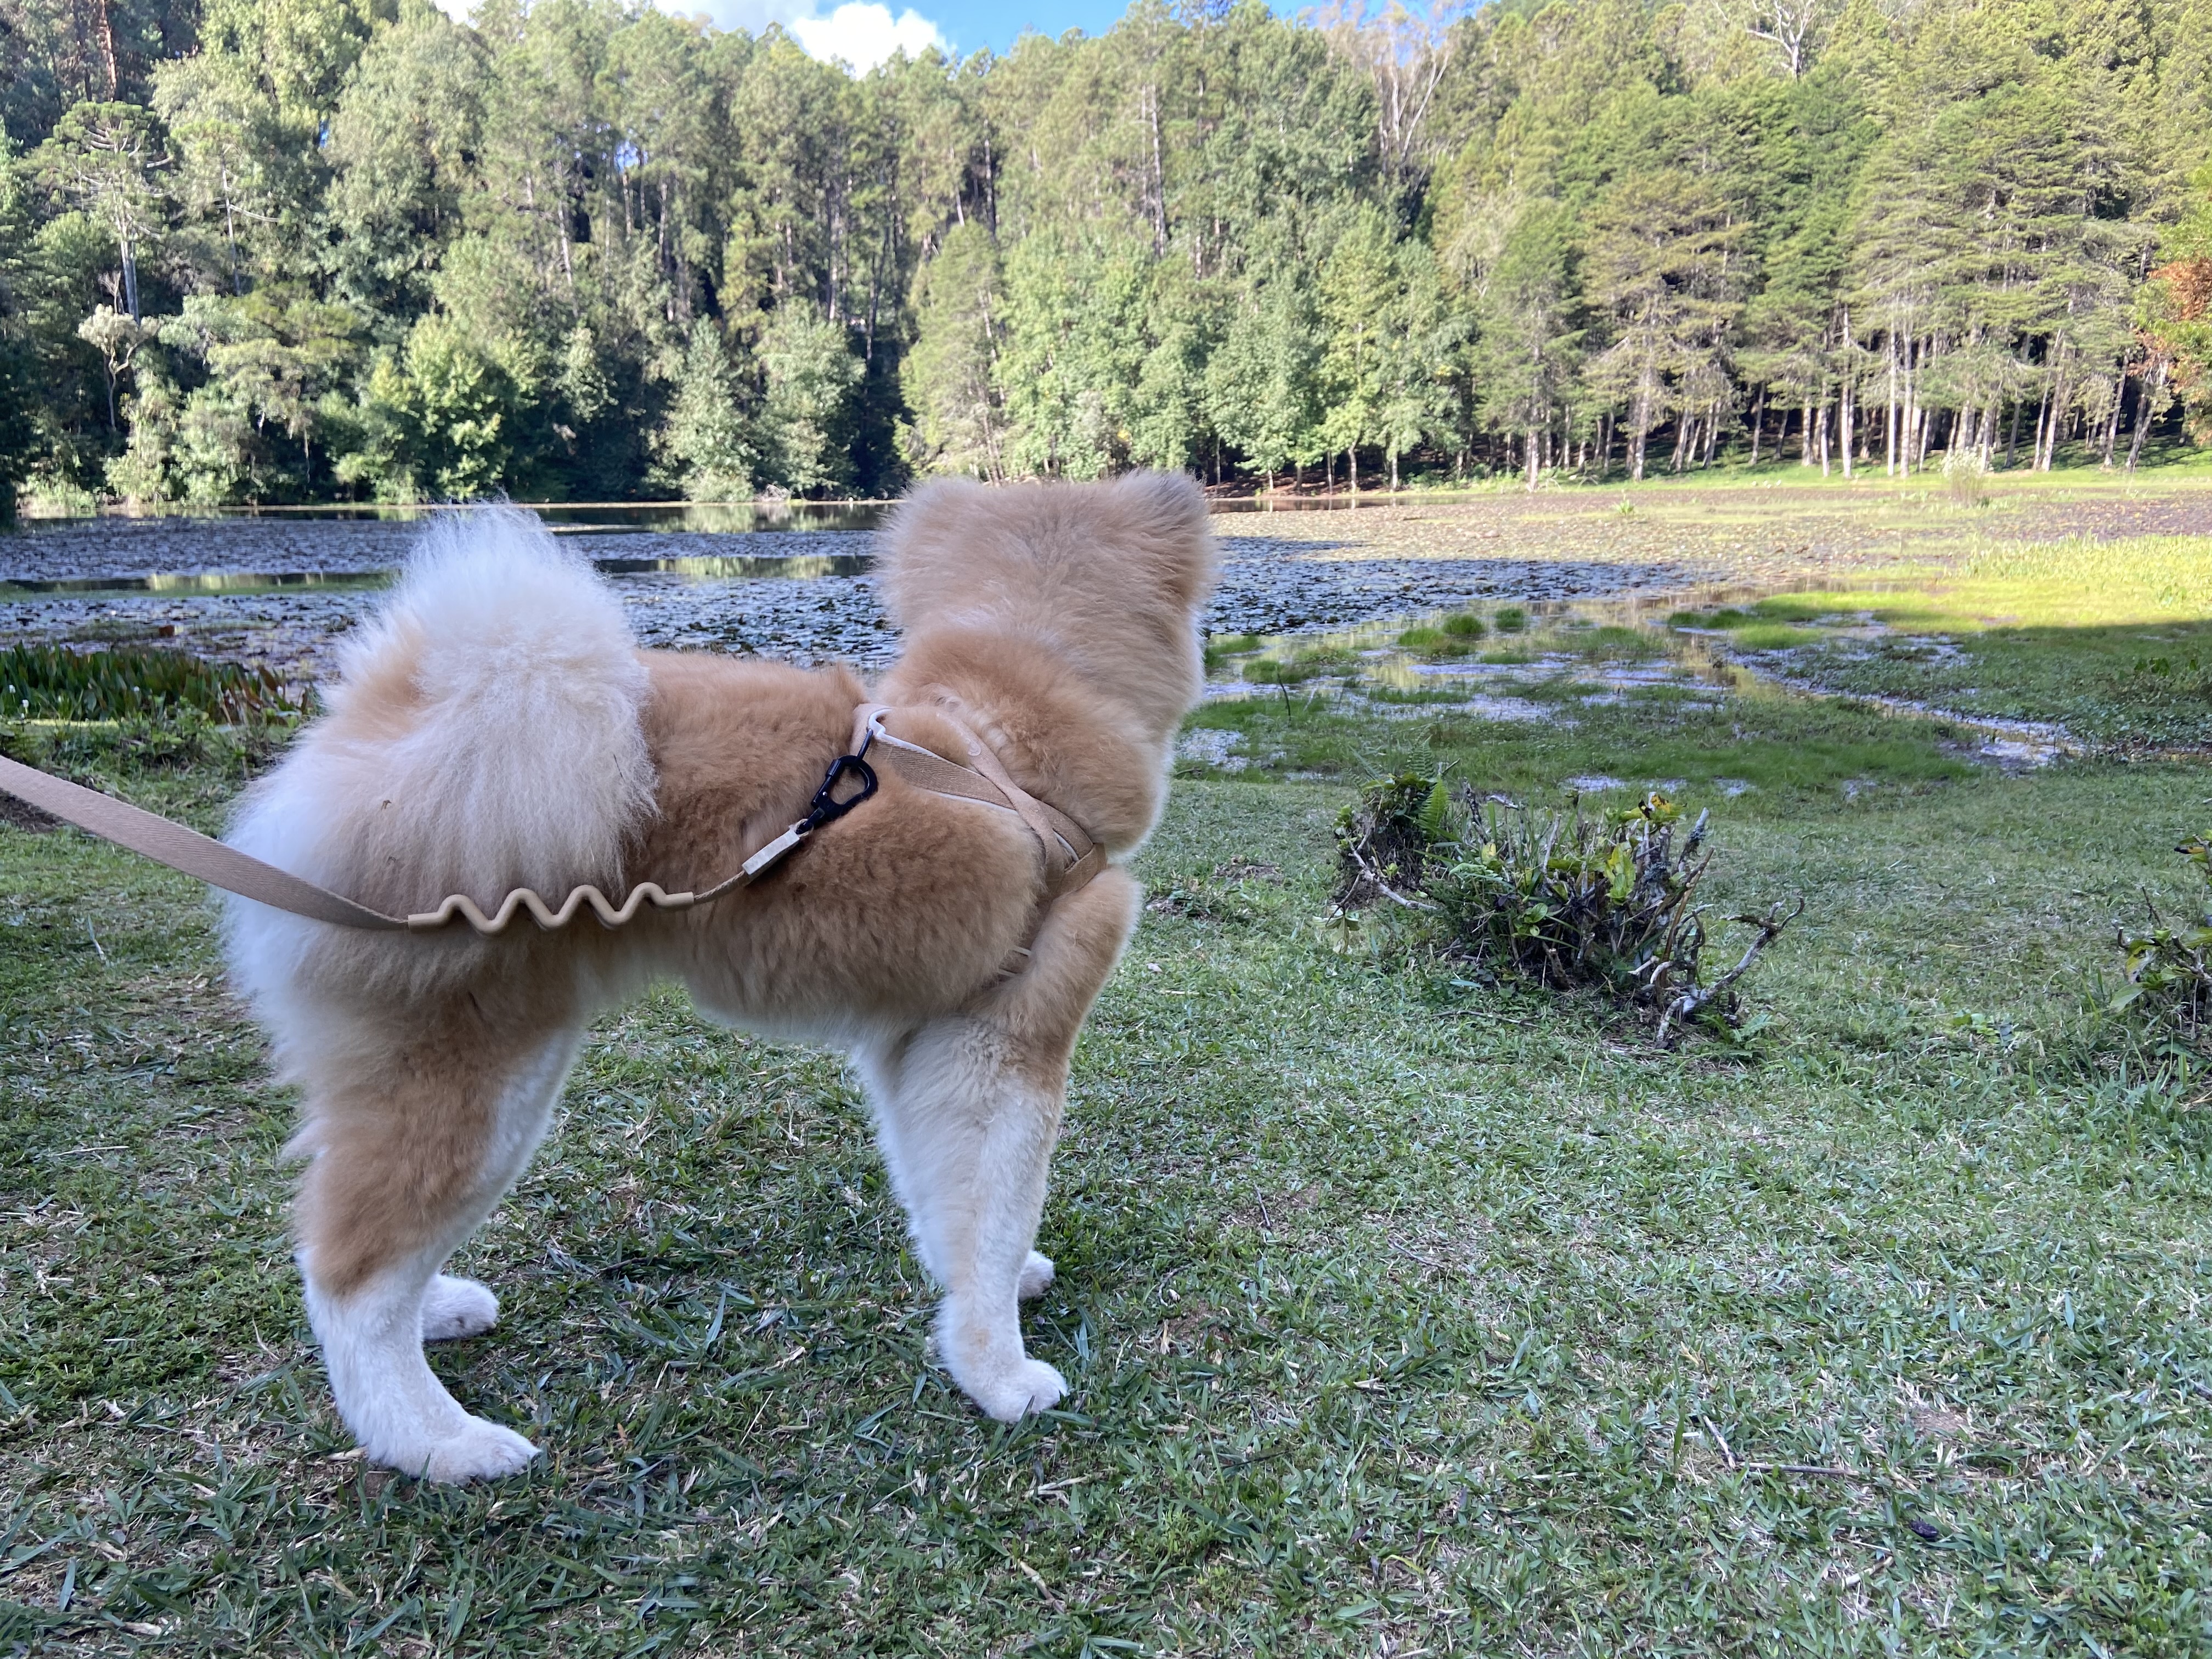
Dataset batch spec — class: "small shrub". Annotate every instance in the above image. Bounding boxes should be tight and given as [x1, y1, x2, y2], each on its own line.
[1493, 606, 1528, 633]
[1942, 448, 1989, 508]
[0, 643, 305, 725]
[1396, 626, 1447, 648]
[1333, 781, 1799, 1043]
[1334, 773, 1450, 909]
[1438, 793, 1797, 1039]
[2114, 833, 2212, 1054]
[1442, 613, 1487, 639]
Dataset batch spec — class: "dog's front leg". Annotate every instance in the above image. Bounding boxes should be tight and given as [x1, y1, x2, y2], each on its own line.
[861, 870, 1141, 1423]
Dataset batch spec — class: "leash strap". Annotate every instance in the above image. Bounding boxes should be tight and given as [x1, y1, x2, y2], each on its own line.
[0, 701, 1103, 936]
[0, 752, 414, 931]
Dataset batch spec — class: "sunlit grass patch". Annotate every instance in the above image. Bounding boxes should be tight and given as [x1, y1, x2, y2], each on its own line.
[1186, 676, 1971, 802]
[1560, 623, 1669, 659]
[1729, 622, 1825, 650]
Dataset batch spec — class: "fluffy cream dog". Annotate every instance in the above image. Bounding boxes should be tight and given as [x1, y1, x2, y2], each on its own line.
[223, 473, 1217, 1482]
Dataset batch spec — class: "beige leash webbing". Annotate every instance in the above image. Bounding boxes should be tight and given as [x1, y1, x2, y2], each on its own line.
[0, 701, 1104, 937]
[0, 752, 415, 932]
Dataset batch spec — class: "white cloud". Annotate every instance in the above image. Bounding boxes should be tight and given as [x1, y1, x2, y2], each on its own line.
[430, 0, 949, 75]
[790, 3, 947, 70]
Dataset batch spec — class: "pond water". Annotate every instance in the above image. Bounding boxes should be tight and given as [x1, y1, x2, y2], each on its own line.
[0, 506, 1701, 684]
[1200, 580, 2075, 770]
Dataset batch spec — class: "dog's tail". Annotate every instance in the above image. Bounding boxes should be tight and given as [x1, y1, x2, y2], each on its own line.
[225, 509, 654, 962]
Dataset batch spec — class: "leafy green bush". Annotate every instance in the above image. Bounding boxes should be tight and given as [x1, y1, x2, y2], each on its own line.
[1333, 781, 1798, 1043]
[2114, 833, 2212, 1054]
[1493, 606, 1528, 633]
[0, 644, 305, 725]
[1334, 773, 1450, 908]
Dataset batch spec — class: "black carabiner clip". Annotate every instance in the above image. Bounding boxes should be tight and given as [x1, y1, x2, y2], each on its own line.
[800, 750, 878, 834]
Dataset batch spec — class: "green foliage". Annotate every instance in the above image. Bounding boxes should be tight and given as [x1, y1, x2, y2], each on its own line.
[0, 0, 2205, 506]
[660, 321, 758, 501]
[1437, 792, 1722, 1006]
[2113, 833, 2212, 1056]
[1334, 777, 1796, 1039]
[1203, 631, 1262, 675]
[1333, 771, 1450, 906]
[0, 643, 305, 724]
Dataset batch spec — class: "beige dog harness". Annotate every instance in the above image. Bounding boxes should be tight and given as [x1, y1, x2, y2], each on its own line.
[0, 702, 1101, 936]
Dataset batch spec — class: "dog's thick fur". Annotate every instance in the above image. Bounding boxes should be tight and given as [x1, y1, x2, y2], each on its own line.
[224, 474, 1217, 1481]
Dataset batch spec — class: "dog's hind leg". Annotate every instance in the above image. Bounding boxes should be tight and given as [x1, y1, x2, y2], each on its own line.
[859, 870, 1141, 1423]
[291, 1018, 581, 1482]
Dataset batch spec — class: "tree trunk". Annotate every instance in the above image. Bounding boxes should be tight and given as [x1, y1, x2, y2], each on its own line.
[2126, 362, 2165, 471]
[1840, 375, 1854, 479]
[93, 0, 119, 97]
[121, 236, 139, 323]
[1886, 330, 1899, 476]
[2005, 397, 2024, 470]
[1749, 387, 1765, 466]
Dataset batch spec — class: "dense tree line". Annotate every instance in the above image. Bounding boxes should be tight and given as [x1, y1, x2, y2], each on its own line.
[0, 0, 2208, 514]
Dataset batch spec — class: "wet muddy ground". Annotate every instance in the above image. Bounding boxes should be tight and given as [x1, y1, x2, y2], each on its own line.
[3, 482, 2208, 693]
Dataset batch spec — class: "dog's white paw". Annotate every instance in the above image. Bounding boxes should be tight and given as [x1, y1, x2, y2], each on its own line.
[420, 1275, 499, 1341]
[1017, 1251, 1056, 1300]
[972, 1358, 1066, 1423]
[396, 1417, 540, 1484]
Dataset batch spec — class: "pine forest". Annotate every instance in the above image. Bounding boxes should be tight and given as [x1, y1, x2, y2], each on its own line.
[2, 0, 2210, 512]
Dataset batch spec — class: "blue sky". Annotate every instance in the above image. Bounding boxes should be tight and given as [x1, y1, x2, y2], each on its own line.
[436, 0, 1175, 71]
[901, 0, 1132, 55]
[663, 0, 1139, 67]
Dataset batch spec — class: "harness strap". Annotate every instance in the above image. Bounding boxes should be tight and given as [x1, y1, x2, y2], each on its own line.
[850, 704, 1103, 899]
[0, 699, 1104, 938]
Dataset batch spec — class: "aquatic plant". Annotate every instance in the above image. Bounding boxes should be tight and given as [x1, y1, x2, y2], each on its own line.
[0, 644, 306, 724]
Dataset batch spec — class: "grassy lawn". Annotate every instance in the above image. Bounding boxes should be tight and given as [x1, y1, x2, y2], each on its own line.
[6, 541, 2212, 1654]
[1663, 535, 2212, 753]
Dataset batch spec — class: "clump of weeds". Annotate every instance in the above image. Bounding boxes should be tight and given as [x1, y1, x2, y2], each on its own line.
[2112, 831, 2212, 1073]
[1332, 777, 1799, 1046]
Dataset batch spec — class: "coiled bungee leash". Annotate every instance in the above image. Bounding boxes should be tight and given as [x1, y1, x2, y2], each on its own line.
[0, 701, 1098, 938]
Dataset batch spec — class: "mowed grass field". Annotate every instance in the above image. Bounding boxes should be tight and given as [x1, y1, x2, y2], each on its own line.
[4, 521, 2212, 1655]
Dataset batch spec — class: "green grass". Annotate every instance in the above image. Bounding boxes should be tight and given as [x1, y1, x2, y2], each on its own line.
[0, 645, 305, 725]
[8, 538, 2212, 1652]
[1704, 537, 2212, 751]
[1187, 674, 1972, 804]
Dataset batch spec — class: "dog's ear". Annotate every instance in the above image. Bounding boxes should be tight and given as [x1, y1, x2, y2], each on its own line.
[1107, 470, 1218, 616]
